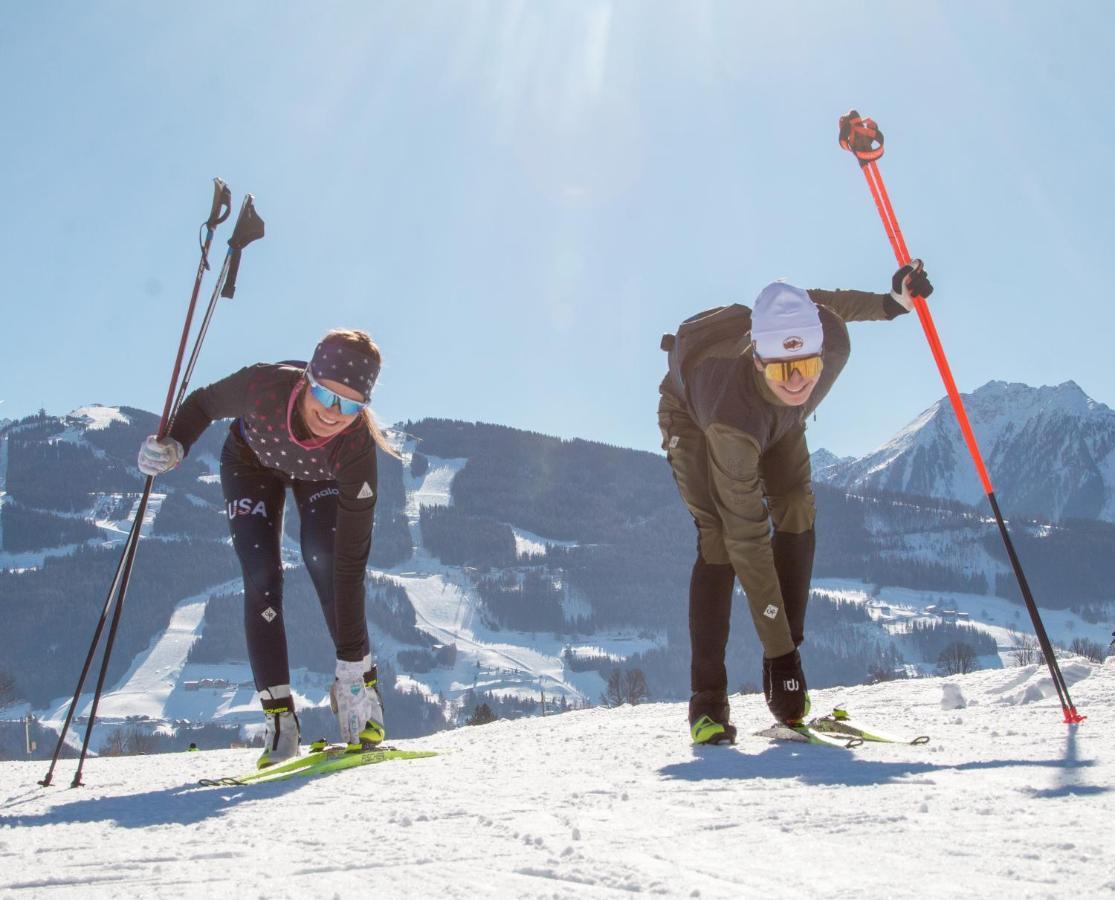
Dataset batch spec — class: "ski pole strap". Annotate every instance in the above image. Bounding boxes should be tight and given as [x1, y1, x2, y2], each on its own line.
[207, 178, 233, 231]
[838, 110, 884, 165]
[198, 178, 233, 271]
[221, 194, 266, 299]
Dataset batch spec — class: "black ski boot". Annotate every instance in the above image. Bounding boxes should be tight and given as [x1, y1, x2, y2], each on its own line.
[763, 650, 810, 725]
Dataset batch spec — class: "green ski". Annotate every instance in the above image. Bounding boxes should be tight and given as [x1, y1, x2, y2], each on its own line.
[809, 707, 930, 745]
[199, 744, 438, 786]
[753, 722, 863, 748]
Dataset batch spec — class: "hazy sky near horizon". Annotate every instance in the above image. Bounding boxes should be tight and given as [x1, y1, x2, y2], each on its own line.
[3, 2, 1114, 457]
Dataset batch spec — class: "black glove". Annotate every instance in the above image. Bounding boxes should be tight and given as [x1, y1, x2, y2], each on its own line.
[763, 649, 810, 725]
[891, 259, 933, 309]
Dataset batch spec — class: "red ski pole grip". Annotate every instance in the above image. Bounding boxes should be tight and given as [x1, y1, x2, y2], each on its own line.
[839, 109, 885, 165]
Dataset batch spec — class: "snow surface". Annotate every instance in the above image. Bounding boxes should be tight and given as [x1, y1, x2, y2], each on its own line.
[2, 662, 1113, 898]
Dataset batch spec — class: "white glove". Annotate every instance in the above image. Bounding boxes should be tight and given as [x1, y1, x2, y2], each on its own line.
[332, 658, 373, 745]
[137, 435, 184, 476]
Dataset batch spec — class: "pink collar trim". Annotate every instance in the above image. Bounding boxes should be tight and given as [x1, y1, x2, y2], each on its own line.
[286, 381, 335, 451]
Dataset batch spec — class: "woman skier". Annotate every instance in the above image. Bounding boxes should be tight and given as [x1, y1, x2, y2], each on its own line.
[138, 329, 392, 768]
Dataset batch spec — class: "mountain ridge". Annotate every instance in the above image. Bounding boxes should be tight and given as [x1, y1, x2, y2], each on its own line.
[2, 391, 1113, 757]
[814, 379, 1115, 523]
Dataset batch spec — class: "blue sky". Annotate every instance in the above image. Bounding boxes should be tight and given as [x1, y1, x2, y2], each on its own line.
[3, 2, 1113, 457]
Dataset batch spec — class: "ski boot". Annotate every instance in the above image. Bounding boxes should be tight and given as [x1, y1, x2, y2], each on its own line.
[358, 668, 386, 746]
[689, 689, 736, 745]
[763, 649, 811, 725]
[331, 661, 387, 749]
[257, 697, 301, 769]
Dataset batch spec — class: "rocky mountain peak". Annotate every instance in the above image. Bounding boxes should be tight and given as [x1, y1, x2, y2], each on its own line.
[816, 380, 1115, 522]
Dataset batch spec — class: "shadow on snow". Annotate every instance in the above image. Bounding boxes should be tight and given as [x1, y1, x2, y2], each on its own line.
[1023, 725, 1107, 798]
[659, 728, 1108, 795]
[0, 774, 313, 830]
[0, 730, 1105, 831]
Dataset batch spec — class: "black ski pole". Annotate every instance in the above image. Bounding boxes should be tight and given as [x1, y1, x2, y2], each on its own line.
[158, 179, 233, 439]
[168, 194, 265, 430]
[70, 489, 151, 786]
[68, 194, 264, 786]
[39, 180, 230, 788]
[37, 506, 142, 786]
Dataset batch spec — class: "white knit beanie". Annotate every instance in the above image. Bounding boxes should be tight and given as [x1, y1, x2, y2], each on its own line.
[751, 282, 823, 360]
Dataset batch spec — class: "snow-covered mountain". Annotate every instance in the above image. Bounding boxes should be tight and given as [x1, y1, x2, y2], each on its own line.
[0, 408, 688, 755]
[3, 403, 1113, 761]
[816, 381, 1115, 522]
[3, 661, 1113, 899]
[809, 447, 853, 482]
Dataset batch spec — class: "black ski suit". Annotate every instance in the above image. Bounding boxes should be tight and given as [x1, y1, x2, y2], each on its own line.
[171, 362, 378, 692]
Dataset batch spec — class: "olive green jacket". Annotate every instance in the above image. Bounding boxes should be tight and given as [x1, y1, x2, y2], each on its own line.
[660, 288, 907, 656]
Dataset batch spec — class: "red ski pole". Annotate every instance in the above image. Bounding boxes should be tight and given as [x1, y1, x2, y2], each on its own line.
[838, 110, 1084, 725]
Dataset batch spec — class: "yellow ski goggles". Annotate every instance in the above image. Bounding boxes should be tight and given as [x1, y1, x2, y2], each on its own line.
[759, 355, 824, 383]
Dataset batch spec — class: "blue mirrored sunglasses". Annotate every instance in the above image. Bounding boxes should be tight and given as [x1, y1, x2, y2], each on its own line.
[305, 371, 368, 416]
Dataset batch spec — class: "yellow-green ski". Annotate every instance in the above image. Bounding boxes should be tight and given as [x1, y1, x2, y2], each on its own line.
[809, 707, 930, 745]
[753, 722, 863, 748]
[199, 744, 437, 786]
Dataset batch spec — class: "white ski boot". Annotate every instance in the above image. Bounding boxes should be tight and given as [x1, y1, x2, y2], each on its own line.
[332, 659, 386, 747]
[257, 700, 301, 770]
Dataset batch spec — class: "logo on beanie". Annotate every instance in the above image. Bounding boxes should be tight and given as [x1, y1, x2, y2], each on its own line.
[782, 336, 804, 352]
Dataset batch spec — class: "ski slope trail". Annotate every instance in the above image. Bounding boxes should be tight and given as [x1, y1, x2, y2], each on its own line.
[388, 571, 582, 700]
[385, 448, 655, 706]
[85, 579, 244, 721]
[40, 580, 244, 742]
[3, 663, 1112, 898]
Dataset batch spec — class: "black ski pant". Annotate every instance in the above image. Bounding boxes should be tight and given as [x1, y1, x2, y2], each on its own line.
[220, 432, 369, 694]
[687, 528, 815, 722]
[660, 406, 815, 722]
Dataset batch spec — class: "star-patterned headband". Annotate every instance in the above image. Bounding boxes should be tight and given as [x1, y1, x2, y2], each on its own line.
[308, 338, 380, 400]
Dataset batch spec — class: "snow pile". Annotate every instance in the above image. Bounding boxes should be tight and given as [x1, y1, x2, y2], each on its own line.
[940, 682, 967, 709]
[985, 661, 1094, 708]
[2, 663, 1113, 898]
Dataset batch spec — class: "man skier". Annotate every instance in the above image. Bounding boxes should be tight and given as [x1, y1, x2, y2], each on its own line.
[658, 263, 932, 744]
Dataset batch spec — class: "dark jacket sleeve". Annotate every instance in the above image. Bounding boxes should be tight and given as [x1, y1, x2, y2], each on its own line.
[168, 365, 259, 453]
[807, 289, 908, 323]
[703, 422, 797, 658]
[331, 439, 378, 662]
